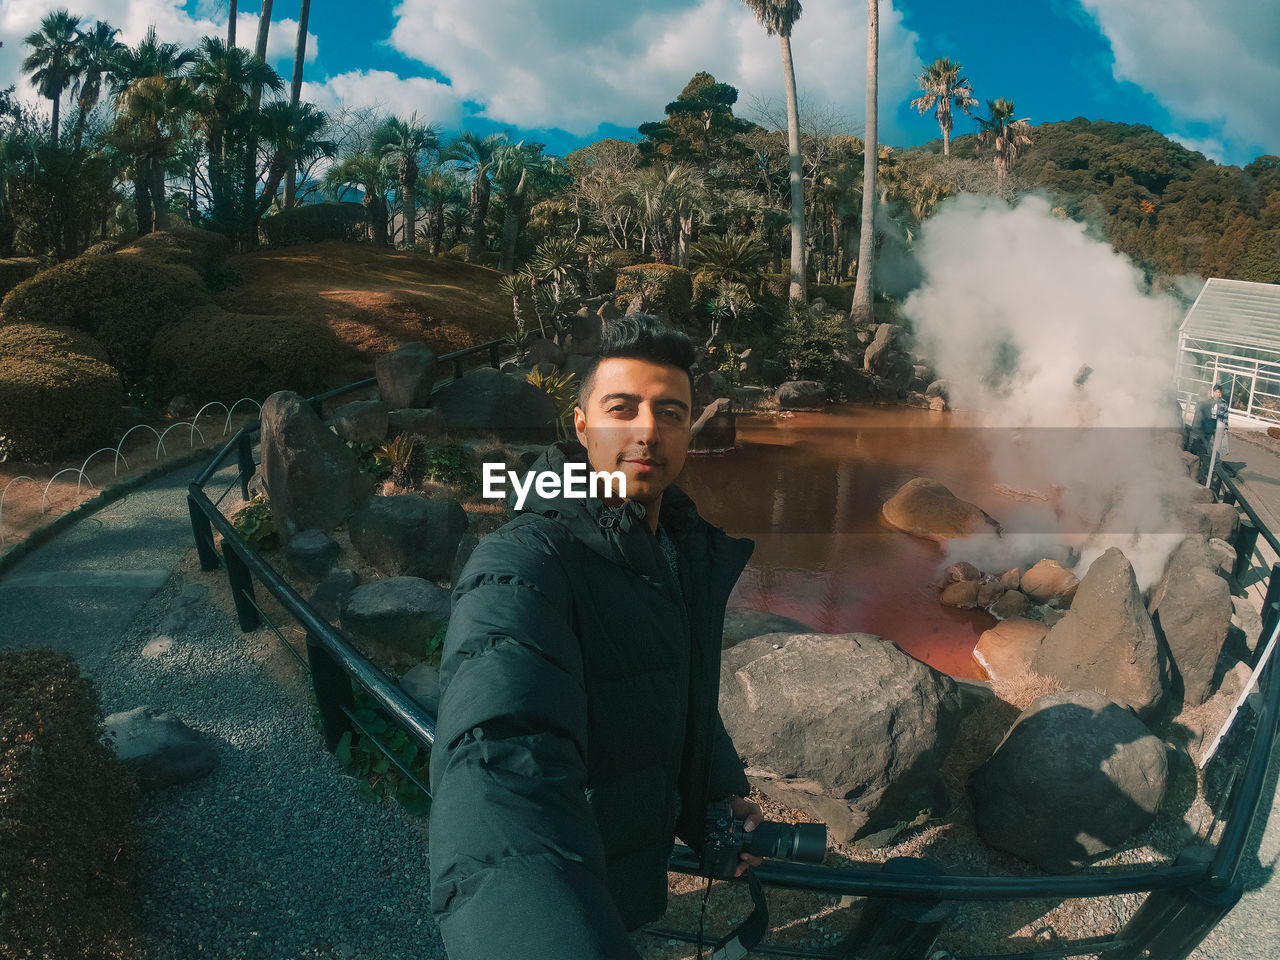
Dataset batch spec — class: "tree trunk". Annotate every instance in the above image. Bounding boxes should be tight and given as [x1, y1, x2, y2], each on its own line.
[242, 0, 274, 248]
[228, 0, 238, 47]
[942, 123, 951, 158]
[284, 0, 311, 209]
[499, 167, 527, 272]
[426, 205, 444, 255]
[850, 0, 878, 326]
[402, 165, 417, 248]
[135, 165, 153, 236]
[151, 160, 170, 230]
[372, 196, 388, 248]
[50, 92, 61, 144]
[780, 33, 806, 302]
[466, 174, 490, 262]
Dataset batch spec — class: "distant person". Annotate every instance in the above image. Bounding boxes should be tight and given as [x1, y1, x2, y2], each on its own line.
[1193, 384, 1230, 482]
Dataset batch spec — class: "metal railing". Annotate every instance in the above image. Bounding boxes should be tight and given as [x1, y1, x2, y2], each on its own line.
[188, 382, 1280, 960]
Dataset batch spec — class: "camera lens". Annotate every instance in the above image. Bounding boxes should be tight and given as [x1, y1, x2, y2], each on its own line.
[746, 821, 828, 863]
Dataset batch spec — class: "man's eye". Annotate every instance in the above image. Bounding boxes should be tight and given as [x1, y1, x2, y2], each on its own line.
[661, 409, 683, 420]
[608, 405, 629, 413]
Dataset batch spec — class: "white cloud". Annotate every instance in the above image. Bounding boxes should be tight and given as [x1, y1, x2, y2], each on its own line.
[386, 0, 922, 140]
[301, 70, 464, 128]
[1079, 0, 1280, 164]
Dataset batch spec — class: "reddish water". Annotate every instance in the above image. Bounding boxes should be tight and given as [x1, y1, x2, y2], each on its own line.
[679, 406, 1069, 679]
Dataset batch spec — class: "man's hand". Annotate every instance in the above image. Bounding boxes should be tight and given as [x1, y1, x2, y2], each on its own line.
[729, 795, 764, 877]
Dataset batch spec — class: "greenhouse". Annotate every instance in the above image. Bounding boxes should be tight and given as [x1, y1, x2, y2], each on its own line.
[1175, 278, 1280, 428]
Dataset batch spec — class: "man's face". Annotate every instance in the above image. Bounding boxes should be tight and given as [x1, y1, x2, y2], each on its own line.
[574, 357, 692, 508]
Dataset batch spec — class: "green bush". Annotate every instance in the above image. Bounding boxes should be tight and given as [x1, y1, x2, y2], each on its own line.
[117, 225, 231, 279]
[762, 272, 790, 300]
[0, 320, 112, 364]
[0, 258, 41, 301]
[148, 306, 345, 403]
[0, 649, 142, 959]
[0, 253, 208, 378]
[259, 202, 367, 248]
[692, 270, 718, 313]
[614, 263, 693, 320]
[443, 243, 469, 261]
[774, 302, 849, 386]
[809, 283, 855, 312]
[608, 249, 650, 268]
[0, 347, 124, 463]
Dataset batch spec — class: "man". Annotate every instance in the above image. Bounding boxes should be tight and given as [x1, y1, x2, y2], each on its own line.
[1192, 384, 1229, 482]
[429, 315, 762, 959]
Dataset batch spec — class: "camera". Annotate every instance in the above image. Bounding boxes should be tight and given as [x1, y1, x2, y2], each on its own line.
[699, 801, 828, 879]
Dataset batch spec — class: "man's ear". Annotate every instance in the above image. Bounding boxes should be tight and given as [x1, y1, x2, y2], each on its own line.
[573, 406, 587, 445]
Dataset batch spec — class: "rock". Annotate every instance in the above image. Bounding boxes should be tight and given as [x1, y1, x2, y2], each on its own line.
[284, 528, 340, 579]
[527, 337, 565, 369]
[989, 589, 1029, 621]
[689, 397, 735, 451]
[140, 636, 174, 660]
[928, 395, 948, 412]
[973, 618, 1047, 681]
[1042, 607, 1066, 628]
[310, 567, 359, 622]
[777, 380, 827, 410]
[694, 370, 730, 407]
[1207, 538, 1236, 579]
[348, 495, 469, 580]
[925, 379, 950, 400]
[911, 364, 931, 388]
[375, 342, 437, 409]
[943, 561, 982, 584]
[738, 347, 760, 381]
[863, 337, 894, 376]
[332, 400, 389, 445]
[1231, 596, 1263, 653]
[386, 408, 447, 438]
[103, 706, 220, 791]
[977, 580, 1005, 608]
[882, 478, 1002, 542]
[940, 580, 981, 609]
[1179, 450, 1201, 478]
[721, 607, 817, 649]
[1149, 556, 1233, 707]
[451, 529, 481, 585]
[732, 385, 767, 408]
[1020, 559, 1080, 606]
[1000, 568, 1022, 590]
[531, 361, 557, 378]
[565, 308, 602, 355]
[259, 391, 369, 541]
[1181, 503, 1239, 541]
[340, 577, 452, 655]
[720, 632, 967, 842]
[832, 362, 877, 402]
[400, 662, 442, 717]
[1031, 548, 1170, 719]
[970, 689, 1169, 872]
[432, 366, 557, 439]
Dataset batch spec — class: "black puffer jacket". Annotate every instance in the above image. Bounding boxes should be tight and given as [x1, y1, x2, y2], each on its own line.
[429, 441, 754, 959]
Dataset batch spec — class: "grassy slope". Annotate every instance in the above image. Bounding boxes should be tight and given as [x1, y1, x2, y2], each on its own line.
[215, 241, 512, 383]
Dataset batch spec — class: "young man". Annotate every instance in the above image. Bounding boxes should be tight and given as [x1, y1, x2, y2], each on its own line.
[429, 315, 761, 959]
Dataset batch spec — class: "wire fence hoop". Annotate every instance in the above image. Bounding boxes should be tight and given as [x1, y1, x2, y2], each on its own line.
[156, 421, 203, 459]
[0, 475, 40, 546]
[115, 423, 165, 465]
[224, 397, 263, 435]
[42, 467, 94, 514]
[191, 401, 230, 442]
[77, 447, 123, 494]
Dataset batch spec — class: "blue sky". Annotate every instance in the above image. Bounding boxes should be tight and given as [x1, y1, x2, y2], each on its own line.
[0, 1, 1275, 166]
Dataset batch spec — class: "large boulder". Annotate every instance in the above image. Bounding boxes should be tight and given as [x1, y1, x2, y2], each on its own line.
[340, 577, 452, 655]
[375, 342, 437, 409]
[720, 632, 968, 842]
[882, 478, 1002, 542]
[970, 689, 1169, 872]
[332, 399, 388, 445]
[259, 391, 369, 541]
[1148, 538, 1234, 706]
[689, 397, 736, 451]
[721, 607, 816, 649]
[387, 407, 447, 438]
[103, 706, 220, 791]
[431, 366, 556, 438]
[973, 618, 1047, 681]
[1020, 559, 1080, 606]
[777, 380, 827, 410]
[1031, 548, 1170, 720]
[348, 494, 469, 580]
[283, 528, 340, 579]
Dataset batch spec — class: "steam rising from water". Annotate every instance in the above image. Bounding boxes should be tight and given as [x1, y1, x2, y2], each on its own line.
[902, 194, 1190, 589]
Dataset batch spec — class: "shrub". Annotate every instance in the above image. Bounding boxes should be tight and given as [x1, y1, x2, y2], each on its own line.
[762, 272, 790, 300]
[608, 249, 650, 269]
[809, 283, 855, 312]
[0, 320, 111, 364]
[774, 301, 849, 386]
[0, 258, 41, 301]
[443, 243, 469, 261]
[0, 253, 208, 378]
[230, 494, 278, 550]
[0, 347, 124, 462]
[259, 202, 367, 248]
[0, 649, 142, 959]
[148, 306, 345, 404]
[614, 263, 693, 320]
[117, 225, 232, 279]
[692, 269, 718, 313]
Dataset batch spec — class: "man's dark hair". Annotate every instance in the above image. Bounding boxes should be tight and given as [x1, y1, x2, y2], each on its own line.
[576, 313, 696, 407]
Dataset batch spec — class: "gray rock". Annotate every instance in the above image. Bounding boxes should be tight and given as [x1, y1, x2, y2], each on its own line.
[399, 662, 442, 717]
[1149, 545, 1234, 706]
[284, 528, 340, 580]
[527, 337, 565, 369]
[989, 589, 1029, 621]
[834, 364, 877, 403]
[690, 397, 735, 451]
[387, 408, 447, 438]
[259, 391, 369, 542]
[432, 366, 557, 439]
[1180, 502, 1240, 541]
[720, 632, 967, 842]
[1032, 548, 1170, 720]
[103, 706, 220, 791]
[375, 342, 437, 409]
[310, 567, 359, 622]
[777, 380, 827, 410]
[1207, 538, 1236, 579]
[332, 400, 389, 445]
[970, 689, 1169, 872]
[340, 577, 452, 655]
[1231, 595, 1263, 653]
[862, 337, 894, 376]
[348, 495, 469, 580]
[721, 606, 817, 649]
[925, 379, 950, 400]
[694, 370, 730, 407]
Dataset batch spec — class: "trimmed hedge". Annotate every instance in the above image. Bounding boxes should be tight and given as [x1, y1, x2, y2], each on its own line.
[0, 254, 208, 378]
[0, 324, 124, 462]
[0, 649, 142, 959]
[608, 249, 651, 268]
[149, 306, 346, 403]
[259, 202, 367, 248]
[117, 225, 231, 278]
[0, 258, 41, 301]
[614, 263, 693, 320]
[692, 269, 718, 312]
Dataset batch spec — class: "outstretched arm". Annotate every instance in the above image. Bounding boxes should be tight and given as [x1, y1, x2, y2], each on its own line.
[428, 537, 641, 960]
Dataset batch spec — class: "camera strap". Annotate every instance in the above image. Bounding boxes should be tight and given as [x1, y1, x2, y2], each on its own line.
[707, 870, 769, 960]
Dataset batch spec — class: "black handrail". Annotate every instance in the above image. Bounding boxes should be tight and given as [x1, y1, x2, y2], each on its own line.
[188, 383, 1280, 960]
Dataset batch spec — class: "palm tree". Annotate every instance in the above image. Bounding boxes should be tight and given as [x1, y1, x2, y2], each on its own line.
[977, 98, 1033, 185]
[850, 0, 878, 326]
[417, 167, 466, 255]
[255, 101, 335, 218]
[688, 234, 770, 294]
[444, 131, 507, 262]
[742, 1, 806, 301]
[227, 1, 238, 47]
[22, 9, 83, 142]
[494, 142, 551, 272]
[283, 0, 312, 207]
[110, 73, 196, 232]
[324, 151, 393, 247]
[577, 235, 614, 295]
[372, 114, 440, 247]
[910, 57, 977, 158]
[69, 21, 124, 152]
[110, 25, 196, 88]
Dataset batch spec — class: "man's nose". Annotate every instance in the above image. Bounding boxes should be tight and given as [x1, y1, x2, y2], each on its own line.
[632, 404, 661, 446]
